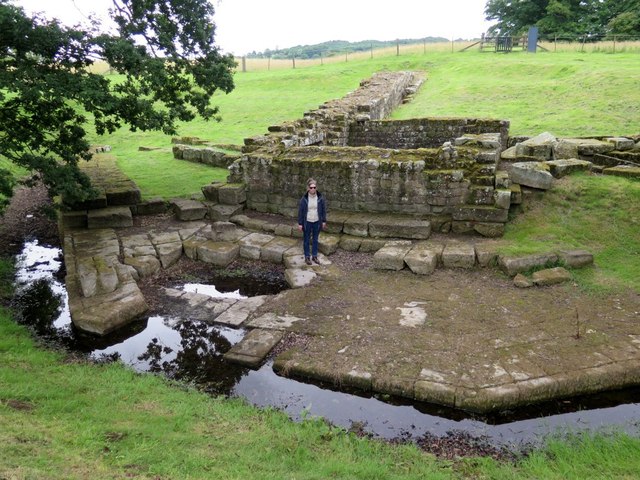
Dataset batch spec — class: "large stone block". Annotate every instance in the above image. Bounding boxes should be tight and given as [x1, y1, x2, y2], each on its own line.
[473, 222, 505, 238]
[359, 238, 387, 252]
[170, 198, 207, 221]
[261, 237, 297, 263]
[87, 206, 133, 229]
[197, 241, 239, 267]
[224, 329, 285, 368]
[442, 243, 476, 268]
[603, 166, 640, 179]
[70, 283, 148, 336]
[149, 230, 181, 245]
[576, 139, 616, 156]
[404, 243, 438, 275]
[182, 236, 206, 260]
[135, 197, 167, 215]
[557, 249, 594, 268]
[606, 137, 635, 151]
[368, 217, 431, 239]
[514, 132, 557, 160]
[207, 204, 244, 221]
[453, 206, 508, 223]
[318, 234, 340, 255]
[155, 242, 183, 268]
[545, 159, 592, 178]
[124, 255, 161, 278]
[475, 244, 498, 267]
[218, 183, 246, 205]
[498, 253, 559, 277]
[509, 162, 554, 190]
[343, 214, 371, 237]
[373, 241, 413, 270]
[201, 182, 225, 202]
[105, 187, 141, 206]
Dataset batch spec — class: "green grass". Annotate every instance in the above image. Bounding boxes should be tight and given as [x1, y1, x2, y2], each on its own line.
[498, 173, 640, 293]
[392, 52, 640, 137]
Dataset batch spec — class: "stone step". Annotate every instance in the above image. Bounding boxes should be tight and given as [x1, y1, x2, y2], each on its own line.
[223, 328, 285, 367]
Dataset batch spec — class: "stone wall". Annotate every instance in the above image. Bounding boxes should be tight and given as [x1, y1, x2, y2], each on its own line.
[226, 70, 512, 237]
[228, 138, 510, 237]
[243, 71, 425, 152]
[348, 118, 510, 150]
[172, 144, 240, 168]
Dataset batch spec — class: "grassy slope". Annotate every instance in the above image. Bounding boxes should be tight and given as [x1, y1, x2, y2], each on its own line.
[500, 173, 640, 292]
[392, 51, 640, 137]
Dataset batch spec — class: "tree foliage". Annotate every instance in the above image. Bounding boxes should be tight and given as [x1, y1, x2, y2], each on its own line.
[0, 0, 235, 211]
[484, 0, 640, 38]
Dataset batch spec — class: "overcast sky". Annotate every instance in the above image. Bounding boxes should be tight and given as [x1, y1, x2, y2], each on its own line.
[16, 0, 494, 55]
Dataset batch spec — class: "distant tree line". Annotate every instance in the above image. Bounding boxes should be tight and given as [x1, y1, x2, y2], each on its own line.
[245, 38, 451, 59]
[485, 0, 640, 38]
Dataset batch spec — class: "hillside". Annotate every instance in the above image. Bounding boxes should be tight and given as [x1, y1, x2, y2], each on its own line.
[246, 37, 451, 59]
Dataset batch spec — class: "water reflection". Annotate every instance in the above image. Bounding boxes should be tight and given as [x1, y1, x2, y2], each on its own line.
[94, 317, 247, 395]
[10, 240, 640, 447]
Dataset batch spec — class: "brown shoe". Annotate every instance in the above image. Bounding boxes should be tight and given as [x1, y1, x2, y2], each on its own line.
[312, 256, 320, 264]
[305, 257, 312, 265]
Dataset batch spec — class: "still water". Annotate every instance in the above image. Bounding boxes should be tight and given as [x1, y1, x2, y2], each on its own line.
[11, 240, 640, 448]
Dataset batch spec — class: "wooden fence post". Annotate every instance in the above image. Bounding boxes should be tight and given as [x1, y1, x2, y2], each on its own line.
[241, 56, 246, 73]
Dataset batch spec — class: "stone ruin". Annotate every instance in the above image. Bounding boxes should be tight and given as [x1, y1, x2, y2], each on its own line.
[226, 71, 514, 238]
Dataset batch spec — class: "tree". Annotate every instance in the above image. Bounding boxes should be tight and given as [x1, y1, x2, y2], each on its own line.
[0, 0, 235, 212]
[484, 0, 640, 38]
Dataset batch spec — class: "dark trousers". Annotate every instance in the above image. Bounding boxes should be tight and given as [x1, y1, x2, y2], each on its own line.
[303, 221, 321, 258]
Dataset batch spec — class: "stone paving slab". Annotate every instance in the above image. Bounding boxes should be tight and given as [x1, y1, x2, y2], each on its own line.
[224, 328, 285, 367]
[238, 232, 275, 260]
[214, 295, 269, 327]
[261, 237, 298, 263]
[285, 268, 317, 289]
[246, 313, 306, 330]
[197, 241, 239, 267]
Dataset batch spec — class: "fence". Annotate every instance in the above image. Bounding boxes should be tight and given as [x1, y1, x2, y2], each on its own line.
[235, 36, 640, 72]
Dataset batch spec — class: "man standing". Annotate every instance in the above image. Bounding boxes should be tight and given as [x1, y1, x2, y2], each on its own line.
[297, 178, 327, 265]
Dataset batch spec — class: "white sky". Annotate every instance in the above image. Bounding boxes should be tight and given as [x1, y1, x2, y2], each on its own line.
[16, 0, 494, 56]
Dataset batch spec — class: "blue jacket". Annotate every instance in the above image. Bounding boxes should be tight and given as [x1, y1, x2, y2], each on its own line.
[298, 192, 327, 227]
